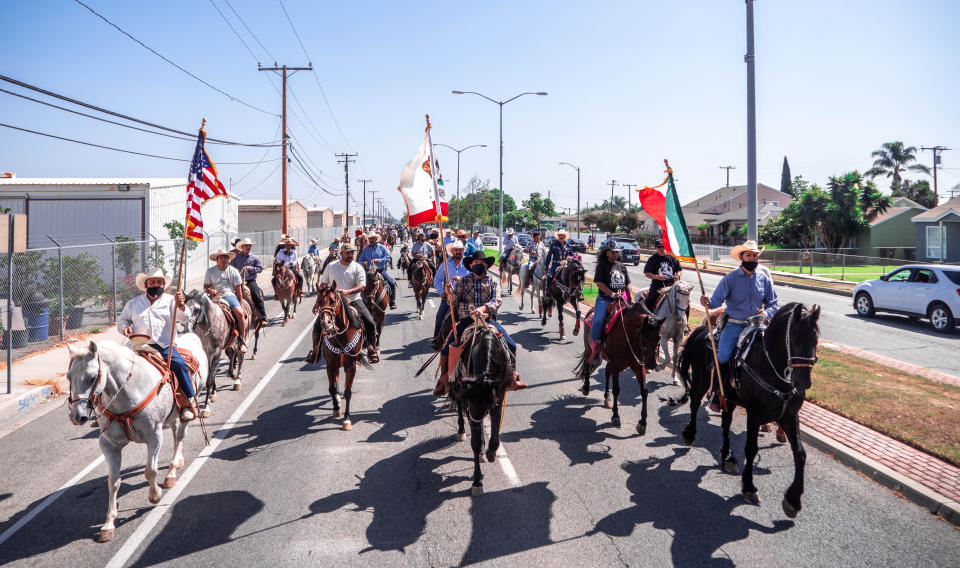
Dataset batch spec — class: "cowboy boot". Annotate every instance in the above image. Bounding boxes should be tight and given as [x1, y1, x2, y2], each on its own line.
[434, 356, 450, 397]
[509, 371, 527, 391]
[708, 363, 729, 412]
[588, 339, 601, 364]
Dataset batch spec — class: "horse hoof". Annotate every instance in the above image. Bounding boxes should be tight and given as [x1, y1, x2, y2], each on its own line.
[636, 423, 646, 436]
[573, 328, 580, 336]
[200, 408, 211, 419]
[343, 421, 352, 431]
[560, 334, 566, 341]
[162, 476, 177, 489]
[457, 432, 467, 442]
[782, 497, 801, 518]
[333, 409, 342, 417]
[418, 314, 423, 320]
[580, 384, 590, 397]
[612, 416, 621, 428]
[742, 491, 761, 505]
[776, 429, 788, 444]
[723, 457, 739, 474]
[175, 457, 184, 468]
[209, 393, 217, 402]
[681, 432, 695, 446]
[479, 454, 488, 463]
[233, 380, 242, 391]
[149, 492, 162, 505]
[471, 485, 483, 497]
[486, 451, 497, 463]
[251, 354, 257, 360]
[282, 321, 287, 327]
[98, 529, 115, 543]
[672, 377, 679, 386]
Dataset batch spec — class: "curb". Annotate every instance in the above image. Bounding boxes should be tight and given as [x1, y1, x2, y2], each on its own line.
[0, 384, 58, 432]
[685, 264, 854, 298]
[799, 425, 960, 526]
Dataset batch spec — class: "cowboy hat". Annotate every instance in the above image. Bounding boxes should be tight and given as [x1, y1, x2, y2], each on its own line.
[366, 232, 381, 241]
[310, 238, 317, 244]
[465, 250, 495, 268]
[454, 229, 467, 238]
[555, 228, 570, 237]
[277, 236, 299, 246]
[134, 267, 171, 291]
[340, 242, 356, 253]
[209, 248, 237, 262]
[446, 241, 465, 255]
[238, 238, 254, 246]
[730, 239, 765, 261]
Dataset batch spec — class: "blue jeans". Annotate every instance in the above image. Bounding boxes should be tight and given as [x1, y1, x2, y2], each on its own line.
[443, 318, 516, 356]
[591, 295, 613, 342]
[376, 267, 396, 304]
[158, 345, 195, 399]
[717, 322, 747, 363]
[223, 295, 240, 309]
[433, 297, 450, 339]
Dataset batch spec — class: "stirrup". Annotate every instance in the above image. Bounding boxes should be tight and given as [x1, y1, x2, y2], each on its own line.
[180, 404, 197, 422]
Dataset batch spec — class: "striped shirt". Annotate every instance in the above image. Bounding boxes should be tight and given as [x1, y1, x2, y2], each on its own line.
[452, 272, 501, 319]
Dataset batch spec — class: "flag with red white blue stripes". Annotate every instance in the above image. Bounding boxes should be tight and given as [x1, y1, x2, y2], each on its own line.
[184, 127, 227, 241]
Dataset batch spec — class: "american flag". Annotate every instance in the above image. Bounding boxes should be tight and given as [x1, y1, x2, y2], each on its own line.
[184, 127, 227, 241]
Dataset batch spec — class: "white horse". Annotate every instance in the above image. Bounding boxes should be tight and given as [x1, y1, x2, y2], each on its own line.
[517, 257, 546, 314]
[65, 336, 207, 542]
[651, 280, 693, 384]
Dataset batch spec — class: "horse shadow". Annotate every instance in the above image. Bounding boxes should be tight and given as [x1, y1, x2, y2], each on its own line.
[509, 327, 552, 353]
[212, 395, 329, 462]
[459, 481, 557, 566]
[501, 395, 636, 466]
[307, 437, 471, 554]
[588, 445, 792, 566]
[129, 490, 264, 567]
[380, 337, 435, 359]
[0, 467, 151, 560]
[363, 390, 438, 443]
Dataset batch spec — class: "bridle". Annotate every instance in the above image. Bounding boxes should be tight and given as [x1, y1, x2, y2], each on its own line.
[317, 289, 348, 337]
[67, 353, 136, 416]
[763, 309, 819, 382]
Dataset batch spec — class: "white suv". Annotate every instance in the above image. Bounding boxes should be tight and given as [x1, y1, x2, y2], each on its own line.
[853, 264, 960, 333]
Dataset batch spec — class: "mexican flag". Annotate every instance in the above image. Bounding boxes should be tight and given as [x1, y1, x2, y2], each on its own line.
[396, 130, 448, 227]
[637, 170, 695, 261]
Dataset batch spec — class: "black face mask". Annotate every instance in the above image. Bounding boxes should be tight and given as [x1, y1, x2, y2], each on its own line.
[741, 260, 759, 272]
[471, 264, 487, 277]
[146, 286, 164, 297]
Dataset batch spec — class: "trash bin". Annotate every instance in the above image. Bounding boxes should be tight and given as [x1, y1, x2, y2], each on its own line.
[23, 292, 50, 342]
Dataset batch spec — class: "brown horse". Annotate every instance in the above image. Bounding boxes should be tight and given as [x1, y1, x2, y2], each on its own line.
[410, 258, 433, 320]
[363, 265, 388, 357]
[272, 260, 298, 325]
[573, 298, 664, 434]
[541, 259, 586, 340]
[310, 282, 372, 430]
[226, 284, 268, 389]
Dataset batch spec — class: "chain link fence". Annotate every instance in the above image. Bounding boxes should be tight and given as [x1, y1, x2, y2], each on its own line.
[2, 225, 341, 370]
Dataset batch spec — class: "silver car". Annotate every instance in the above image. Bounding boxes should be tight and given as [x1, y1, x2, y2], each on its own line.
[853, 264, 960, 333]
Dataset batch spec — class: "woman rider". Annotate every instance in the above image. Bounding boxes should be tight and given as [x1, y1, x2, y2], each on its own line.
[588, 241, 638, 363]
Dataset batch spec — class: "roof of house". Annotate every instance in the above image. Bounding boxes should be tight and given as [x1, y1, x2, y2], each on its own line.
[869, 206, 926, 227]
[0, 177, 185, 188]
[682, 183, 787, 213]
[890, 197, 925, 208]
[910, 197, 960, 222]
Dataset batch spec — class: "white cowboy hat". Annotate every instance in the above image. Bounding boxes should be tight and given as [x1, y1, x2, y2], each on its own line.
[366, 232, 381, 241]
[239, 238, 254, 246]
[446, 241, 465, 255]
[277, 236, 299, 246]
[310, 238, 317, 244]
[209, 248, 237, 262]
[555, 228, 570, 237]
[730, 239, 765, 261]
[134, 267, 171, 291]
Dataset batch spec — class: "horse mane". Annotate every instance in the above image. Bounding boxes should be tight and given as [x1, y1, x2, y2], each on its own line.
[451, 326, 512, 408]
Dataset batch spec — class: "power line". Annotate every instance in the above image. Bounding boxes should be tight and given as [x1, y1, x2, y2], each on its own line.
[234, 162, 281, 196]
[0, 122, 282, 164]
[232, 122, 282, 184]
[71, 0, 276, 116]
[0, 74, 280, 147]
[223, 0, 276, 62]
[207, 0, 260, 63]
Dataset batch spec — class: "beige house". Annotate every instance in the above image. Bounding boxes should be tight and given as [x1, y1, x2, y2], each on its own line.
[307, 206, 335, 228]
[682, 183, 791, 240]
[238, 199, 308, 233]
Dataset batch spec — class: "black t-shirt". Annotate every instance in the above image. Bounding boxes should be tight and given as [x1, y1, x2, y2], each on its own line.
[594, 261, 631, 299]
[643, 253, 681, 291]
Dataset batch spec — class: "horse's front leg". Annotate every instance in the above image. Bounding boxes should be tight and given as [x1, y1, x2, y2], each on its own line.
[327, 366, 341, 418]
[98, 437, 124, 542]
[342, 362, 356, 431]
[603, 368, 611, 407]
[145, 427, 164, 505]
[779, 414, 806, 517]
[486, 397, 503, 463]
[610, 370, 621, 427]
[572, 299, 581, 336]
[557, 305, 566, 340]
[164, 418, 188, 489]
[457, 402, 467, 442]
[720, 406, 739, 473]
[742, 413, 762, 504]
[634, 366, 648, 436]
[470, 415, 485, 496]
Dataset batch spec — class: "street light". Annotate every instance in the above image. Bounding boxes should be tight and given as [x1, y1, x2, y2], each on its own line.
[558, 162, 581, 237]
[433, 143, 487, 228]
[452, 89, 548, 253]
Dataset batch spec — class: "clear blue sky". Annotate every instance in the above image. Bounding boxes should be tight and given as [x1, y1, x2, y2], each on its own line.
[2, 0, 959, 219]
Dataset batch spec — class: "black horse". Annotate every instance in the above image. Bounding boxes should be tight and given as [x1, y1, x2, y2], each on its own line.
[449, 317, 515, 496]
[540, 259, 586, 340]
[670, 302, 821, 518]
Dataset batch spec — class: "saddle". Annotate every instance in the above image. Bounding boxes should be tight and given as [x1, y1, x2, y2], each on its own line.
[215, 300, 242, 348]
[583, 296, 630, 337]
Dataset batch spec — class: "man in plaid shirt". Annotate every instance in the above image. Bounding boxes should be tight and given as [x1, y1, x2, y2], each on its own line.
[434, 250, 526, 396]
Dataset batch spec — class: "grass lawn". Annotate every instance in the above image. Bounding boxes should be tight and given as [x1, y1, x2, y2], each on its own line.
[685, 309, 960, 466]
[771, 264, 895, 282]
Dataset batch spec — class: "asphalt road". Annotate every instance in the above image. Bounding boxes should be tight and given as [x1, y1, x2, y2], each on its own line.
[1, 279, 958, 567]
[574, 254, 960, 376]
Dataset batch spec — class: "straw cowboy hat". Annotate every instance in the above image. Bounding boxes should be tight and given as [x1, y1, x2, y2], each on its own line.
[366, 232, 381, 241]
[446, 240, 465, 256]
[134, 267, 171, 291]
[310, 238, 317, 244]
[238, 238, 254, 246]
[209, 248, 237, 262]
[340, 242, 356, 253]
[454, 229, 467, 238]
[730, 239, 765, 261]
[555, 228, 570, 237]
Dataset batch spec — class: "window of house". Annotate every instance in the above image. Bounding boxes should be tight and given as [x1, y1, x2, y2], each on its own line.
[771, 201, 779, 206]
[926, 225, 945, 259]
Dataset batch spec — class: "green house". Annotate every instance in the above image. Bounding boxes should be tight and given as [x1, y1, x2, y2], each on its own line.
[855, 197, 927, 260]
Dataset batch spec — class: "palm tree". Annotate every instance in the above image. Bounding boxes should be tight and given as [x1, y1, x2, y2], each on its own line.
[865, 141, 930, 189]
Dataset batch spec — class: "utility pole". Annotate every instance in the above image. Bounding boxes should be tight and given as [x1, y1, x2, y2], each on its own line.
[607, 180, 619, 205]
[622, 183, 636, 209]
[358, 178, 372, 228]
[336, 153, 357, 231]
[376, 198, 384, 225]
[745, 0, 758, 241]
[921, 146, 951, 205]
[720, 165, 736, 187]
[258, 63, 311, 234]
[369, 190, 379, 227]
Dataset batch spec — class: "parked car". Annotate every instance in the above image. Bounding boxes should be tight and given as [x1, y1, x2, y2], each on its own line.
[481, 233, 499, 248]
[602, 238, 641, 265]
[853, 264, 960, 333]
[515, 233, 532, 247]
[568, 238, 587, 253]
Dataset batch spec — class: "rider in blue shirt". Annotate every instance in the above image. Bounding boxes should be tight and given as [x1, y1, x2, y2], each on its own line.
[307, 238, 320, 257]
[544, 229, 575, 284]
[357, 232, 397, 309]
[431, 241, 470, 347]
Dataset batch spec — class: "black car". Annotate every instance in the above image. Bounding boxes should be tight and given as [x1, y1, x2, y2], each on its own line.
[601, 238, 641, 265]
[568, 238, 587, 253]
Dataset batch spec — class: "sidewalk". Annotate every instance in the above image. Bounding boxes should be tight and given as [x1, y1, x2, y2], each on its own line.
[494, 264, 960, 525]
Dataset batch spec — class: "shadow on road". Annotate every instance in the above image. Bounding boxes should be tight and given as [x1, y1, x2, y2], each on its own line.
[460, 481, 557, 566]
[364, 390, 437, 443]
[212, 395, 329, 462]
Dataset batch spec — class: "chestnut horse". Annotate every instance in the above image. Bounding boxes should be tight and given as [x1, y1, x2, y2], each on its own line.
[272, 260, 298, 325]
[410, 258, 432, 320]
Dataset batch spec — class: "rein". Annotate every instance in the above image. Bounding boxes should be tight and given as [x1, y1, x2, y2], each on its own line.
[319, 291, 363, 360]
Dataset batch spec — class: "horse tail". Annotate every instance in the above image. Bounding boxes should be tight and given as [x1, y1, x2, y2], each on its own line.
[572, 348, 598, 381]
[665, 326, 705, 406]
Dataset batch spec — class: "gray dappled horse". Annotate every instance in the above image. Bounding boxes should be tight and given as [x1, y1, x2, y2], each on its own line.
[301, 255, 319, 294]
[499, 246, 524, 295]
[184, 290, 244, 415]
[651, 280, 693, 385]
[65, 337, 207, 542]
[517, 257, 546, 314]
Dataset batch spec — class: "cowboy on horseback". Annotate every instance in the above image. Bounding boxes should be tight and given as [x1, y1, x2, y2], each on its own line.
[204, 248, 248, 354]
[275, 237, 304, 297]
[408, 232, 436, 286]
[643, 238, 683, 312]
[588, 241, 639, 363]
[314, 241, 380, 361]
[524, 229, 547, 272]
[430, 240, 469, 349]
[544, 228, 575, 290]
[307, 238, 320, 257]
[230, 238, 267, 320]
[698, 239, 778, 411]
[117, 267, 196, 421]
[358, 232, 397, 310]
[499, 229, 518, 265]
[434, 250, 527, 396]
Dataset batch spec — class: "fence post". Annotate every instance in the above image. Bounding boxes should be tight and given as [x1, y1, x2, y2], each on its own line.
[6, 218, 13, 394]
[48, 235, 65, 340]
[102, 234, 117, 324]
[841, 249, 846, 281]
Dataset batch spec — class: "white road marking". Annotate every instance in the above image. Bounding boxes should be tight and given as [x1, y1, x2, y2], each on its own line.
[106, 318, 315, 568]
[429, 299, 436, 308]
[0, 455, 105, 546]
[483, 421, 522, 487]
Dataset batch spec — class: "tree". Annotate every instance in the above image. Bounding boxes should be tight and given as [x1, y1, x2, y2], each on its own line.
[865, 141, 930, 190]
[790, 175, 811, 198]
[891, 179, 936, 208]
[817, 171, 890, 251]
[618, 211, 641, 233]
[595, 211, 620, 233]
[521, 192, 557, 227]
[600, 196, 627, 213]
[780, 156, 792, 196]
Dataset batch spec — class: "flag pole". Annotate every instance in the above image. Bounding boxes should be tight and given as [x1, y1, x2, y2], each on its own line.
[425, 114, 459, 344]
